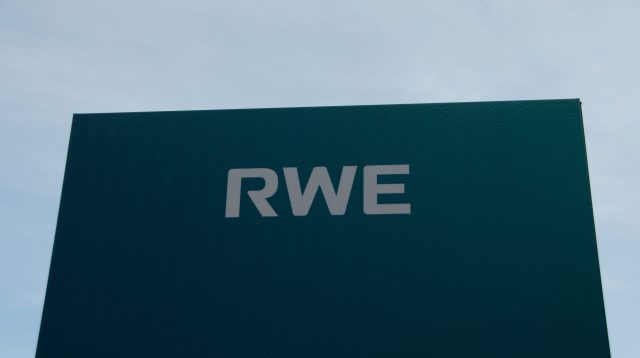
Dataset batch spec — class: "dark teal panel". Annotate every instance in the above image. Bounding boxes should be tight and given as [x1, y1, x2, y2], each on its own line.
[36, 100, 610, 357]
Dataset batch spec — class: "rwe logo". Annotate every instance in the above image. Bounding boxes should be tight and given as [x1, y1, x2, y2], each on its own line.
[225, 164, 410, 218]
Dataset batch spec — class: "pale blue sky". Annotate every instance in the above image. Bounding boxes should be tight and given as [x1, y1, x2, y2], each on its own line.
[1, 0, 638, 356]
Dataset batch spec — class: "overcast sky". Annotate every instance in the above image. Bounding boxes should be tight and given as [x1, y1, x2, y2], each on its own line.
[1, 0, 638, 356]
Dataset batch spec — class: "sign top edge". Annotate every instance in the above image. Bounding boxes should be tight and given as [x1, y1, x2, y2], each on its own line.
[72, 98, 581, 118]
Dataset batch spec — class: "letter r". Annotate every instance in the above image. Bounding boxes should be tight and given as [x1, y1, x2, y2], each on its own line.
[225, 168, 278, 218]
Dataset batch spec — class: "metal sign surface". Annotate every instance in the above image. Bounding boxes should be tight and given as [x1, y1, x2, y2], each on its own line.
[37, 100, 610, 357]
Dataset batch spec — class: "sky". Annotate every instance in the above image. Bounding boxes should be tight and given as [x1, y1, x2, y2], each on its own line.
[1, 0, 638, 356]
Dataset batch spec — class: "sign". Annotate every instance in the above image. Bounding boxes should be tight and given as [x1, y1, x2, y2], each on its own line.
[37, 100, 610, 357]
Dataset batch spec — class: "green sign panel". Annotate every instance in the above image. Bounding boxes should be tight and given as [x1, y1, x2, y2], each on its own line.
[37, 100, 610, 357]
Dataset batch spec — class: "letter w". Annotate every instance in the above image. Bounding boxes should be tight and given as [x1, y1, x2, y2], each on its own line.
[283, 166, 357, 216]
